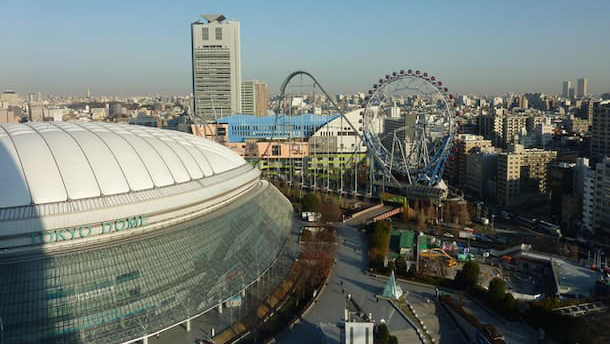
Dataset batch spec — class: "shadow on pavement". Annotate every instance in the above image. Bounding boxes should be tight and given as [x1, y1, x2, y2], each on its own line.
[434, 300, 468, 344]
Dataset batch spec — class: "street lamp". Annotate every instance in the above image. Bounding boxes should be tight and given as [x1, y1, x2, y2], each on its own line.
[491, 214, 496, 232]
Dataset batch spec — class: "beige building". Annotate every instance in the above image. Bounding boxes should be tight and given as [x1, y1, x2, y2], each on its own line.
[497, 144, 557, 207]
[241, 80, 268, 117]
[477, 115, 503, 147]
[0, 91, 19, 107]
[445, 134, 493, 189]
[501, 115, 527, 148]
[465, 146, 498, 199]
[191, 14, 241, 122]
[0, 109, 19, 123]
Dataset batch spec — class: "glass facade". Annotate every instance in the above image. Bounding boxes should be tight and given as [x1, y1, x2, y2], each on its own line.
[0, 184, 293, 344]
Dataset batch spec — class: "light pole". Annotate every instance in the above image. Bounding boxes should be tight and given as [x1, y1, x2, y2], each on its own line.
[491, 214, 496, 233]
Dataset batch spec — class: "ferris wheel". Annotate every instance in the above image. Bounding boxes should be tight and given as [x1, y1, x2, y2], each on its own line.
[361, 69, 457, 186]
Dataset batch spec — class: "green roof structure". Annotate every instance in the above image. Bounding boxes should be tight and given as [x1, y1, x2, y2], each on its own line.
[382, 270, 404, 300]
[390, 230, 415, 252]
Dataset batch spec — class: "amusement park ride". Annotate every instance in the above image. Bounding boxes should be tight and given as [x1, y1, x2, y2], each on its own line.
[254, 69, 460, 203]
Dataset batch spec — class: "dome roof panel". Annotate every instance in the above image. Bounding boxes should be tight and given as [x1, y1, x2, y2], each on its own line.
[0, 122, 247, 208]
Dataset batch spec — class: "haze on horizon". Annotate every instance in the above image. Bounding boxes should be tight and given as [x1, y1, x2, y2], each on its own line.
[1, 0, 609, 97]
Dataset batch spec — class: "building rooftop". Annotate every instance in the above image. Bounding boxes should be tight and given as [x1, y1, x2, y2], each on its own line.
[0, 122, 246, 208]
[216, 113, 339, 142]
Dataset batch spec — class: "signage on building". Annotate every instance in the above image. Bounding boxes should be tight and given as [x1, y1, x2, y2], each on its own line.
[30, 214, 148, 244]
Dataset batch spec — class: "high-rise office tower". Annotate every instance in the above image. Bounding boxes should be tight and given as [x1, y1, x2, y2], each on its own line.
[562, 80, 571, 98]
[241, 80, 269, 117]
[577, 77, 588, 98]
[191, 14, 241, 122]
[591, 100, 610, 164]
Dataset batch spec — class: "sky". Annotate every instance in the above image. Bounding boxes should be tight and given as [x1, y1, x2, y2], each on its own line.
[1, 0, 609, 96]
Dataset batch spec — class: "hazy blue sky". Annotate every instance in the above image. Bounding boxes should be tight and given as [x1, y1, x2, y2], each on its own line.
[1, 0, 609, 96]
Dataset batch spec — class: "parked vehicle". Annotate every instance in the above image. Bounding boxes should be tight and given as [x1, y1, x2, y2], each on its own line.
[537, 220, 562, 237]
[516, 216, 536, 229]
[459, 231, 475, 239]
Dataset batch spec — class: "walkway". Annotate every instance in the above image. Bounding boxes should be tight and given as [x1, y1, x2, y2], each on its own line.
[344, 205, 397, 226]
[276, 225, 418, 343]
[458, 295, 539, 344]
[278, 222, 539, 344]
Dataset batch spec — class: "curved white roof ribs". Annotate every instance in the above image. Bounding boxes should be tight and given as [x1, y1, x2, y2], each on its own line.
[0, 122, 247, 208]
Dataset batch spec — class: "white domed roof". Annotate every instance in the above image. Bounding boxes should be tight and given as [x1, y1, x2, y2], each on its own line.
[0, 122, 246, 208]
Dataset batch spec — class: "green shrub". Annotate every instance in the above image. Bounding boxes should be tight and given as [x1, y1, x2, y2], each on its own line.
[454, 261, 480, 290]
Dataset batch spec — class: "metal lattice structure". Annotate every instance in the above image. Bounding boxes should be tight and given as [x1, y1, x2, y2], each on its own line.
[257, 69, 458, 200]
[361, 69, 457, 187]
[258, 71, 367, 195]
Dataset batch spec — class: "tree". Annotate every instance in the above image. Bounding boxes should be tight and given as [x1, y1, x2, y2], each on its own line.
[375, 323, 390, 344]
[301, 192, 320, 212]
[407, 263, 418, 277]
[488, 277, 506, 307]
[367, 220, 391, 267]
[457, 203, 471, 225]
[318, 196, 341, 223]
[395, 257, 407, 276]
[455, 261, 480, 289]
[501, 292, 517, 316]
[416, 211, 426, 230]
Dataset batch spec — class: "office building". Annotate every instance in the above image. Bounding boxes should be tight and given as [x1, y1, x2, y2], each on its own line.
[191, 14, 241, 122]
[496, 144, 557, 207]
[444, 134, 493, 189]
[569, 87, 575, 100]
[562, 80, 571, 98]
[0, 108, 19, 123]
[241, 80, 269, 117]
[592, 158, 610, 236]
[577, 78, 588, 98]
[574, 158, 595, 234]
[501, 115, 527, 148]
[477, 115, 503, 146]
[0, 122, 293, 344]
[465, 146, 498, 200]
[1, 90, 19, 107]
[591, 100, 610, 164]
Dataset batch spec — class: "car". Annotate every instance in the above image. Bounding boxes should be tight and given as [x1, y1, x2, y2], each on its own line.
[443, 232, 454, 238]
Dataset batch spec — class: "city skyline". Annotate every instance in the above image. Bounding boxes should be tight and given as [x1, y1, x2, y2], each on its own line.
[2, 0, 610, 96]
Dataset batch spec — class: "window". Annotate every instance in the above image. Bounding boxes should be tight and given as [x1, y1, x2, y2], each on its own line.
[272, 145, 281, 156]
[202, 28, 209, 40]
[215, 27, 222, 40]
[217, 127, 226, 136]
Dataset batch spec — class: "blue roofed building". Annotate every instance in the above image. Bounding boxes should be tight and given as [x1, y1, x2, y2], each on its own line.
[215, 113, 339, 143]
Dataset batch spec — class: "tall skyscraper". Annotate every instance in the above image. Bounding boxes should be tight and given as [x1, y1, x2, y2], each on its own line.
[577, 77, 588, 98]
[562, 80, 571, 98]
[191, 14, 241, 122]
[241, 80, 269, 117]
[569, 87, 575, 100]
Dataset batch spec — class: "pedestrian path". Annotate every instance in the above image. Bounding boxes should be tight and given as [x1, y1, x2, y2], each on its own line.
[277, 225, 419, 343]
